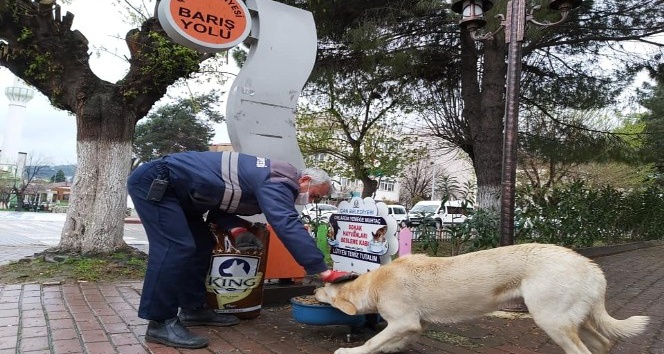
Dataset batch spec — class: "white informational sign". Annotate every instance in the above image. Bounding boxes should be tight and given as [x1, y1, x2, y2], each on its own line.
[328, 197, 398, 273]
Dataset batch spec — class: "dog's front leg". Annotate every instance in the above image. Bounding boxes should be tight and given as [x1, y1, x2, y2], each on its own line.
[334, 320, 422, 354]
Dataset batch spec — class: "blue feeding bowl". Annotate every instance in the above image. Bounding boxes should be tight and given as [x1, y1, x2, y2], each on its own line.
[290, 296, 366, 326]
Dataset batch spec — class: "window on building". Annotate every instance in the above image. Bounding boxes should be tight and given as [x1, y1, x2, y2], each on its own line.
[379, 179, 395, 192]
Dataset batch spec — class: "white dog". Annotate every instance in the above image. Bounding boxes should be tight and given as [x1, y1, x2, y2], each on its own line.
[315, 243, 649, 354]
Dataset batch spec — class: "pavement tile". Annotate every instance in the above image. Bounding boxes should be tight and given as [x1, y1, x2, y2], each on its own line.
[83, 341, 116, 354]
[20, 336, 50, 352]
[115, 344, 151, 354]
[50, 328, 78, 341]
[51, 338, 84, 353]
[20, 325, 48, 338]
[0, 326, 17, 338]
[0, 336, 16, 350]
[109, 333, 141, 347]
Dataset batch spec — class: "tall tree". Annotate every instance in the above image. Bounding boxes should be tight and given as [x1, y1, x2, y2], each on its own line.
[52, 169, 66, 183]
[13, 154, 51, 211]
[283, 0, 664, 210]
[0, 166, 19, 209]
[518, 108, 637, 190]
[297, 71, 421, 198]
[638, 63, 664, 185]
[397, 160, 434, 207]
[133, 93, 223, 163]
[0, 0, 217, 254]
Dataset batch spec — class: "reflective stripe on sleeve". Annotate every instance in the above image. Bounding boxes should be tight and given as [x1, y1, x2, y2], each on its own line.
[219, 152, 242, 212]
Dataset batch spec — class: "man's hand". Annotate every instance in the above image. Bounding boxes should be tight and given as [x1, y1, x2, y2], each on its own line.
[320, 270, 359, 284]
[230, 228, 263, 251]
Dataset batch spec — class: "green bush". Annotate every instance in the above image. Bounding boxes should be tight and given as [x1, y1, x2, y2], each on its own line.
[447, 210, 500, 254]
[516, 181, 664, 247]
[410, 181, 664, 257]
[411, 212, 443, 256]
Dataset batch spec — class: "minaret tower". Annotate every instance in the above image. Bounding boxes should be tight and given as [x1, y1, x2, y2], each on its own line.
[1, 78, 35, 172]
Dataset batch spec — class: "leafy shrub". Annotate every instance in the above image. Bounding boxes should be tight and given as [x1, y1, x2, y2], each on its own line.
[410, 181, 664, 257]
[412, 212, 443, 256]
[447, 209, 499, 255]
[516, 181, 664, 247]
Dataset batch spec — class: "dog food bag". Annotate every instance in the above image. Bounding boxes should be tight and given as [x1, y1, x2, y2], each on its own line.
[205, 222, 270, 319]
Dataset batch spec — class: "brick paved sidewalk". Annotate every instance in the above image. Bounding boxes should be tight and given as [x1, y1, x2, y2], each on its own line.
[0, 244, 662, 354]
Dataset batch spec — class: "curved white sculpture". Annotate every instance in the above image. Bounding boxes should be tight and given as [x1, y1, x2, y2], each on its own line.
[225, 0, 316, 169]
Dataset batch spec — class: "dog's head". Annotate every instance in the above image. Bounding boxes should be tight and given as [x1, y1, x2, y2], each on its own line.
[314, 283, 358, 315]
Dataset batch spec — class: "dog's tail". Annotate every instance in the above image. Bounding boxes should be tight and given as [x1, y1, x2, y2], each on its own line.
[592, 300, 649, 339]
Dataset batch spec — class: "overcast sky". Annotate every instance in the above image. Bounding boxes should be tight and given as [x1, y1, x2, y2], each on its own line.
[0, 1, 233, 165]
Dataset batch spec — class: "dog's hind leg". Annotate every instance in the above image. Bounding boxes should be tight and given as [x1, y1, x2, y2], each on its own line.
[334, 315, 423, 354]
[579, 321, 611, 354]
[522, 278, 595, 354]
[531, 316, 592, 354]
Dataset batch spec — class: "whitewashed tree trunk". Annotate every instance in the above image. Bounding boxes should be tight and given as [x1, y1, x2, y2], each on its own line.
[475, 184, 500, 211]
[58, 140, 132, 254]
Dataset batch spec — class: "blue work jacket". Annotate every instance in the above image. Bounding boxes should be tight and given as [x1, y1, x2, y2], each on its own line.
[162, 151, 327, 275]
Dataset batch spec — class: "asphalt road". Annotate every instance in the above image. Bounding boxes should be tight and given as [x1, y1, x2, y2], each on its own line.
[0, 211, 148, 265]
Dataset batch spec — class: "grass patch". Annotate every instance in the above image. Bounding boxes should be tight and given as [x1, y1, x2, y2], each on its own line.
[424, 330, 481, 348]
[0, 246, 147, 284]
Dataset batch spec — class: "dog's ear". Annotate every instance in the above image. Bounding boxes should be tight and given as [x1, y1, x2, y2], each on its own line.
[332, 296, 357, 315]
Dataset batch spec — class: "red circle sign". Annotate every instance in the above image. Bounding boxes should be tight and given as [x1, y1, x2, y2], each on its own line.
[158, 0, 252, 52]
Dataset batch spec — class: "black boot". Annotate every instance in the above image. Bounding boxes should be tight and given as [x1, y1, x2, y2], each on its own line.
[145, 317, 208, 349]
[178, 307, 241, 327]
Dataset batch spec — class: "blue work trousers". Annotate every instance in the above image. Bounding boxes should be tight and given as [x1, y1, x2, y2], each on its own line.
[127, 161, 215, 321]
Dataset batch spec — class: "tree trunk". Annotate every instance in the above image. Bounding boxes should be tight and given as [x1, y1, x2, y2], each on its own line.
[361, 176, 378, 198]
[460, 31, 506, 212]
[14, 191, 24, 211]
[58, 94, 135, 254]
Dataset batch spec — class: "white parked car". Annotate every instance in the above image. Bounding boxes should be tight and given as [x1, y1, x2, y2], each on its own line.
[407, 200, 473, 229]
[300, 203, 338, 223]
[386, 204, 408, 227]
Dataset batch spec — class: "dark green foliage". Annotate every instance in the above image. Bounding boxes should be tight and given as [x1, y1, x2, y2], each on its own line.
[414, 181, 664, 256]
[638, 63, 664, 184]
[291, 0, 457, 86]
[448, 209, 500, 254]
[51, 170, 66, 183]
[286, 0, 664, 112]
[412, 213, 444, 256]
[520, 115, 638, 167]
[132, 93, 223, 163]
[516, 181, 664, 247]
[284, 0, 664, 206]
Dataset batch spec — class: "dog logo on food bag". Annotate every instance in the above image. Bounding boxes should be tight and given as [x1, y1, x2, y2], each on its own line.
[207, 256, 262, 303]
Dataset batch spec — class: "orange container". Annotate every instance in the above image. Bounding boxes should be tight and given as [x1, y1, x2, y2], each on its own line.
[264, 225, 306, 280]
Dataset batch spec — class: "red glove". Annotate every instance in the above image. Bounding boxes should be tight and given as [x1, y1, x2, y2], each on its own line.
[321, 270, 359, 284]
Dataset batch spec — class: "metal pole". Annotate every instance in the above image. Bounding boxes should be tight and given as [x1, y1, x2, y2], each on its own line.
[499, 0, 525, 246]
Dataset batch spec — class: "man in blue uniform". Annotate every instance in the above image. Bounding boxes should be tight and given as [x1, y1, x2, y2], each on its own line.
[127, 151, 356, 349]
